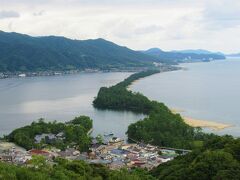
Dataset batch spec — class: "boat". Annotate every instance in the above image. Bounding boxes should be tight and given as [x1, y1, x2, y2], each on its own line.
[104, 132, 114, 136]
[109, 137, 124, 143]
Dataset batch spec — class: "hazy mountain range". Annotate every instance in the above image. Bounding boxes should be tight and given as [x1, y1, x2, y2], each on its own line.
[226, 53, 240, 57]
[0, 31, 226, 72]
[143, 48, 225, 63]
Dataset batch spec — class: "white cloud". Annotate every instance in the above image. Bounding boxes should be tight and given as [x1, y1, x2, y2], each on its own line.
[0, 0, 239, 53]
[33, 10, 45, 16]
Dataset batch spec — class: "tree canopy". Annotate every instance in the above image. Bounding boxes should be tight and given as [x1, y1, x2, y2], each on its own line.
[6, 116, 93, 151]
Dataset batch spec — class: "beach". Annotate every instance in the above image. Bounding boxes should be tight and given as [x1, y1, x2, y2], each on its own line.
[171, 109, 232, 131]
[183, 117, 233, 131]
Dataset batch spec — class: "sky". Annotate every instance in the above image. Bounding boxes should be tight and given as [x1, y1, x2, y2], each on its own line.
[0, 0, 239, 53]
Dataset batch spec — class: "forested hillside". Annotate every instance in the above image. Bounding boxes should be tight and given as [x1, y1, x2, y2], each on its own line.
[0, 31, 160, 72]
[151, 135, 240, 179]
[0, 159, 155, 180]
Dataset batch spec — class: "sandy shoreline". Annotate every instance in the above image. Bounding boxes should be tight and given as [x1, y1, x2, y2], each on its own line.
[183, 117, 233, 131]
[127, 79, 142, 90]
[170, 109, 233, 131]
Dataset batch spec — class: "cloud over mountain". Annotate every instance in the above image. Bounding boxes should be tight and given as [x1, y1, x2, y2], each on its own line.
[0, 0, 239, 53]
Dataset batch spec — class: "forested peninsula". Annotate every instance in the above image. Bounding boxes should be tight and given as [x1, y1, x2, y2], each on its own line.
[93, 68, 203, 149]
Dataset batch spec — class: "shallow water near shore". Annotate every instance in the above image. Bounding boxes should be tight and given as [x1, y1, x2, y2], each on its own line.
[130, 58, 240, 137]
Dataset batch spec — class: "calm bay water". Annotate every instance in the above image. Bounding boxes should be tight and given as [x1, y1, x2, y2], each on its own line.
[131, 58, 240, 137]
[0, 72, 144, 138]
[1, 59, 239, 138]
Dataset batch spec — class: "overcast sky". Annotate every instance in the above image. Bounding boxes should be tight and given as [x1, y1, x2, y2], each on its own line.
[0, 0, 239, 53]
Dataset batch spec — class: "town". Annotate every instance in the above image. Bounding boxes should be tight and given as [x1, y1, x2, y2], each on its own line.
[0, 132, 188, 170]
[0, 65, 178, 79]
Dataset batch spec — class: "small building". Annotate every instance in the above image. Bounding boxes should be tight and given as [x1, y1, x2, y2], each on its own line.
[58, 148, 80, 160]
[18, 74, 26, 77]
[109, 137, 123, 143]
[29, 149, 51, 159]
[110, 149, 129, 158]
[34, 134, 57, 144]
[56, 132, 65, 139]
[0, 155, 13, 162]
[109, 160, 125, 170]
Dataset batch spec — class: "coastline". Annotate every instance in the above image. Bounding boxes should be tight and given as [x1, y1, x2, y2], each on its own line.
[127, 66, 181, 90]
[170, 108, 232, 130]
[127, 68, 234, 132]
[0, 67, 151, 80]
[127, 79, 142, 90]
[183, 116, 233, 131]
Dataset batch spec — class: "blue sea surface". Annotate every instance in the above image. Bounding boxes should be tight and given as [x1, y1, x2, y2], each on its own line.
[131, 58, 240, 137]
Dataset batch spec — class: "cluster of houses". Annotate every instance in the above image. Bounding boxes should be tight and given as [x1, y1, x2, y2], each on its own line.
[0, 73, 7, 79]
[0, 133, 180, 170]
[0, 69, 102, 79]
[0, 141, 83, 165]
[88, 138, 178, 170]
[0, 70, 79, 79]
[0, 142, 30, 165]
[0, 65, 171, 80]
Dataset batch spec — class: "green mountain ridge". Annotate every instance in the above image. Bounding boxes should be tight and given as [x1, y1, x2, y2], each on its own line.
[0, 31, 161, 72]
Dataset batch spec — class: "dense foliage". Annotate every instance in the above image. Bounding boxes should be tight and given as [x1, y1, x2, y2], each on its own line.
[127, 102, 199, 149]
[67, 116, 93, 131]
[6, 116, 93, 151]
[115, 69, 161, 88]
[0, 31, 161, 72]
[0, 158, 156, 180]
[151, 135, 240, 180]
[93, 70, 159, 114]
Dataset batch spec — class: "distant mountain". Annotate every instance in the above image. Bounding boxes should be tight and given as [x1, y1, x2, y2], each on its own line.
[0, 31, 161, 72]
[143, 48, 225, 63]
[143, 48, 164, 55]
[226, 53, 240, 57]
[171, 49, 224, 55]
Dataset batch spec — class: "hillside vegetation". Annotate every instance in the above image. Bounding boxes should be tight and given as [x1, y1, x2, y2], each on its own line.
[6, 116, 93, 151]
[151, 135, 240, 180]
[0, 31, 160, 72]
[0, 159, 156, 180]
[0, 31, 226, 73]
